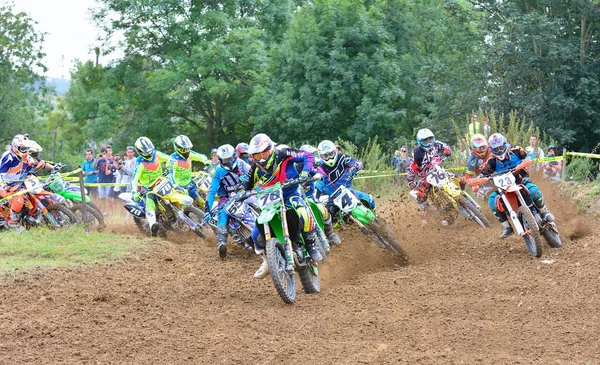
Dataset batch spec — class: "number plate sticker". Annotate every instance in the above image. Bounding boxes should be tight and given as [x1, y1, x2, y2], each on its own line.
[257, 191, 280, 209]
[225, 199, 244, 216]
[493, 173, 516, 189]
[333, 187, 359, 213]
[155, 179, 173, 197]
[425, 170, 449, 187]
[25, 178, 43, 194]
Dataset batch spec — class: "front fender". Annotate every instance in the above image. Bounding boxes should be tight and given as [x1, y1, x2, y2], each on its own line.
[169, 192, 194, 206]
[351, 205, 375, 225]
[257, 207, 277, 225]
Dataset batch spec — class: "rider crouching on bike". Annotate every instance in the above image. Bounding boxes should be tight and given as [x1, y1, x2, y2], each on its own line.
[464, 134, 493, 201]
[407, 128, 452, 210]
[244, 133, 321, 280]
[471, 133, 554, 238]
[298, 144, 341, 246]
[204, 144, 251, 258]
[166, 135, 211, 206]
[130, 136, 171, 237]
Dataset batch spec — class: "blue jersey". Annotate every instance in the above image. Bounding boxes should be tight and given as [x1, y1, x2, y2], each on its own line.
[206, 159, 251, 208]
[316, 154, 362, 196]
[481, 146, 533, 183]
[0, 152, 36, 185]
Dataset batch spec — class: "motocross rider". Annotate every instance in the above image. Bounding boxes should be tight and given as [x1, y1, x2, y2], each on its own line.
[297, 144, 341, 246]
[235, 143, 251, 164]
[130, 136, 171, 237]
[470, 133, 555, 238]
[204, 144, 251, 258]
[244, 133, 321, 280]
[0, 134, 35, 230]
[464, 134, 493, 200]
[166, 135, 211, 205]
[406, 128, 452, 210]
[27, 140, 55, 173]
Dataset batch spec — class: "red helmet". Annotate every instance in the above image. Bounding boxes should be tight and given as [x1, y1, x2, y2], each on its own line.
[470, 133, 489, 158]
[235, 143, 249, 158]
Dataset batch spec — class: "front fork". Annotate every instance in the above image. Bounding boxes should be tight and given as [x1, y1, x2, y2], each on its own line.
[167, 201, 201, 231]
[33, 196, 60, 228]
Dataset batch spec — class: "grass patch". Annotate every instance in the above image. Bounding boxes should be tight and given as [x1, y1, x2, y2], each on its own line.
[0, 227, 155, 275]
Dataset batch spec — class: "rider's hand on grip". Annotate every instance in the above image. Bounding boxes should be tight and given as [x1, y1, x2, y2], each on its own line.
[299, 171, 310, 182]
[132, 192, 141, 202]
[349, 167, 358, 177]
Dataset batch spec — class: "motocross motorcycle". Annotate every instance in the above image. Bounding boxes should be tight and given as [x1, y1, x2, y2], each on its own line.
[297, 180, 331, 260]
[118, 172, 209, 239]
[252, 177, 321, 304]
[319, 176, 403, 257]
[206, 189, 259, 251]
[0, 175, 80, 229]
[471, 169, 561, 258]
[193, 171, 212, 210]
[41, 164, 105, 230]
[412, 163, 491, 228]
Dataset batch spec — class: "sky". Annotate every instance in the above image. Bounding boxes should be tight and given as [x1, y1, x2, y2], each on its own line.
[13, 0, 115, 79]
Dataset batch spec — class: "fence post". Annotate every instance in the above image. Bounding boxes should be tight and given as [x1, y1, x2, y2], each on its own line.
[561, 148, 567, 181]
[79, 170, 89, 233]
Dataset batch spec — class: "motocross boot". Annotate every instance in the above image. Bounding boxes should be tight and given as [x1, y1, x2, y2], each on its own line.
[217, 226, 228, 259]
[500, 221, 514, 239]
[302, 229, 323, 262]
[147, 210, 165, 238]
[323, 217, 340, 246]
[534, 198, 554, 222]
[253, 235, 269, 279]
[7, 210, 24, 232]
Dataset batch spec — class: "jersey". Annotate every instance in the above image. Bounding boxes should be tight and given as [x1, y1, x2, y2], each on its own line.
[206, 159, 251, 209]
[167, 151, 211, 187]
[407, 141, 451, 184]
[243, 145, 314, 199]
[465, 150, 492, 179]
[130, 150, 171, 193]
[480, 146, 533, 183]
[316, 154, 362, 196]
[0, 152, 36, 185]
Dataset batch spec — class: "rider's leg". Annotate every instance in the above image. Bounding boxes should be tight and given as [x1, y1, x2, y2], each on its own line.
[316, 200, 340, 246]
[525, 181, 554, 222]
[216, 207, 229, 258]
[352, 189, 376, 210]
[489, 191, 513, 238]
[251, 226, 269, 279]
[145, 193, 164, 237]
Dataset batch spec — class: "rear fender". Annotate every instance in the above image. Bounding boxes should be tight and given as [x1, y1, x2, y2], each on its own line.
[124, 203, 145, 218]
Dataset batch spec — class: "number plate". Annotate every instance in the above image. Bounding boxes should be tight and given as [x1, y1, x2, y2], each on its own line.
[197, 173, 211, 191]
[493, 173, 516, 189]
[425, 170, 449, 187]
[257, 191, 281, 209]
[225, 199, 244, 216]
[154, 179, 173, 197]
[333, 186, 359, 213]
[25, 178, 43, 194]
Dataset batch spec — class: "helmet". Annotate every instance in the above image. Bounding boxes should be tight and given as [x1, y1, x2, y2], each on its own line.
[11, 134, 30, 160]
[317, 140, 337, 167]
[235, 143, 250, 160]
[173, 135, 193, 158]
[416, 129, 435, 152]
[28, 140, 43, 159]
[488, 133, 510, 160]
[470, 133, 488, 159]
[134, 136, 155, 160]
[299, 144, 317, 154]
[248, 133, 274, 167]
[217, 144, 237, 170]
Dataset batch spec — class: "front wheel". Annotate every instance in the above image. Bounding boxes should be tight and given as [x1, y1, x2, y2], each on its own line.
[266, 238, 296, 304]
[368, 218, 407, 261]
[71, 203, 106, 231]
[457, 195, 491, 228]
[183, 206, 209, 239]
[517, 206, 543, 258]
[46, 204, 80, 228]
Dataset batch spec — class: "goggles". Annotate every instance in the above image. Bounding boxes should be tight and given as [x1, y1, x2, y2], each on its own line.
[240, 153, 250, 160]
[251, 149, 271, 160]
[419, 137, 434, 146]
[472, 145, 488, 154]
[220, 156, 234, 165]
[178, 148, 190, 154]
[18, 146, 28, 153]
[320, 150, 336, 161]
[491, 145, 506, 155]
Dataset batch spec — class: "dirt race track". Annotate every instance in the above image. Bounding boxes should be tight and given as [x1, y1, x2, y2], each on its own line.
[1, 179, 599, 364]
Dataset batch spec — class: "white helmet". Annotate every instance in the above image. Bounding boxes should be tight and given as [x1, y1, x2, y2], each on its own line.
[134, 136, 155, 159]
[317, 140, 337, 167]
[11, 134, 30, 160]
[173, 135, 193, 158]
[28, 140, 43, 159]
[217, 144, 237, 170]
[416, 128, 435, 152]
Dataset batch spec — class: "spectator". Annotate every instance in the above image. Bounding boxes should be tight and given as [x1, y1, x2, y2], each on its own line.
[525, 135, 544, 171]
[205, 148, 219, 175]
[120, 146, 136, 192]
[543, 146, 562, 182]
[466, 114, 491, 141]
[459, 136, 469, 162]
[82, 149, 99, 199]
[93, 147, 115, 215]
[393, 147, 410, 185]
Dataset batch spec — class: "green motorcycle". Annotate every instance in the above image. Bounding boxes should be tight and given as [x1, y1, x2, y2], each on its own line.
[44, 164, 105, 230]
[253, 177, 321, 304]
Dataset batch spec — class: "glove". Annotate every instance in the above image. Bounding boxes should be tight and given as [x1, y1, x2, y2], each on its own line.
[472, 185, 480, 193]
[348, 167, 358, 177]
[299, 171, 310, 182]
[443, 147, 452, 156]
[408, 182, 416, 190]
[132, 192, 141, 202]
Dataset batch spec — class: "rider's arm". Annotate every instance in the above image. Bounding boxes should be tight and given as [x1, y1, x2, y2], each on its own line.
[156, 151, 171, 164]
[243, 163, 257, 191]
[464, 154, 477, 180]
[406, 152, 419, 184]
[514, 147, 533, 170]
[190, 151, 211, 165]
[205, 170, 221, 210]
[479, 158, 496, 177]
[165, 155, 177, 184]
[342, 155, 362, 170]
[130, 160, 143, 193]
[437, 141, 452, 157]
[286, 148, 314, 173]
[238, 159, 251, 175]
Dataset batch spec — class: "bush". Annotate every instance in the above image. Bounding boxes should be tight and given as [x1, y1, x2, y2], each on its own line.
[567, 157, 596, 182]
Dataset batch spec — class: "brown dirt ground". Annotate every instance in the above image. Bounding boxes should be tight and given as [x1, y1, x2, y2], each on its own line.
[1, 180, 599, 364]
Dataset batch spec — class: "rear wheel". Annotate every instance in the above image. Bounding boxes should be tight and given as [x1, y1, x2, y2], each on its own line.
[457, 195, 491, 228]
[517, 206, 543, 258]
[542, 222, 562, 248]
[266, 238, 296, 304]
[299, 262, 320, 294]
[71, 203, 105, 231]
[46, 204, 80, 228]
